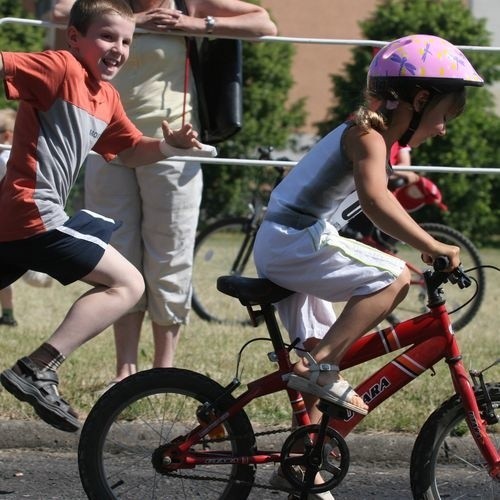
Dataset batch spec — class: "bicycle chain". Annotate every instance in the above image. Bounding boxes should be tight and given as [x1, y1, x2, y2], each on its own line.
[163, 426, 294, 491]
[202, 425, 292, 443]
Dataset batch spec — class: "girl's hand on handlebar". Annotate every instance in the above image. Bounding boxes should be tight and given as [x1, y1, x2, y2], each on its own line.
[421, 242, 460, 272]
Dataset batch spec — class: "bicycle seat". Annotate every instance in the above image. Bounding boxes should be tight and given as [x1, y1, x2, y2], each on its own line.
[217, 276, 294, 306]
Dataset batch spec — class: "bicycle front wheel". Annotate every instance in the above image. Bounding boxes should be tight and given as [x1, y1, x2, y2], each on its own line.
[192, 217, 258, 324]
[389, 223, 485, 331]
[410, 383, 500, 499]
[78, 368, 256, 500]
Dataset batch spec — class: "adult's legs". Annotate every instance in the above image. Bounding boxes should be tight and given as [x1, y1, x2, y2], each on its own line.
[138, 159, 202, 368]
[152, 322, 180, 368]
[112, 316, 181, 379]
[85, 157, 145, 381]
[113, 310, 145, 381]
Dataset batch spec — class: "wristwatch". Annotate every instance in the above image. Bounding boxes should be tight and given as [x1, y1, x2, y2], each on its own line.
[205, 15, 216, 34]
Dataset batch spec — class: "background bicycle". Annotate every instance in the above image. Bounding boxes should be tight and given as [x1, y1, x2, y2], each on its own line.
[191, 148, 485, 329]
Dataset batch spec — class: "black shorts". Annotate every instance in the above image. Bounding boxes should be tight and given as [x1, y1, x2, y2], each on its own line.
[0, 210, 121, 289]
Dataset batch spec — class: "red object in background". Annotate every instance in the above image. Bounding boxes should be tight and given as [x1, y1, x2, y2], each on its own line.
[394, 176, 448, 212]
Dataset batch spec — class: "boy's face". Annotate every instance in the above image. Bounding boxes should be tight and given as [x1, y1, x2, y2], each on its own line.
[67, 12, 135, 82]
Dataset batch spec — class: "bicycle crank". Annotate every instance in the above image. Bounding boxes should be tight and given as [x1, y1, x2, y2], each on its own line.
[280, 424, 349, 495]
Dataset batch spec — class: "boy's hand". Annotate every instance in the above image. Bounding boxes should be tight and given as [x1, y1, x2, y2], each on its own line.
[162, 120, 201, 149]
[160, 121, 217, 158]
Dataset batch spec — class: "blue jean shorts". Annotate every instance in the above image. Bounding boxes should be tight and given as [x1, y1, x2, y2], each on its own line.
[0, 209, 120, 289]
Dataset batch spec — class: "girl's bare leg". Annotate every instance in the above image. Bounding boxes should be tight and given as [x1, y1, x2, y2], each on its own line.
[294, 268, 411, 410]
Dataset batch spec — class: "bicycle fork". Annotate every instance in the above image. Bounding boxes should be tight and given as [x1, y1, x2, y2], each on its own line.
[448, 355, 500, 479]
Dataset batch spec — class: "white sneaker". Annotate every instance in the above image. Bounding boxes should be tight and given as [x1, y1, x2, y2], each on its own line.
[269, 470, 335, 499]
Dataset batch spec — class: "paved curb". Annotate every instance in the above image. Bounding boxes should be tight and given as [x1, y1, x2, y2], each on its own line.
[0, 420, 414, 463]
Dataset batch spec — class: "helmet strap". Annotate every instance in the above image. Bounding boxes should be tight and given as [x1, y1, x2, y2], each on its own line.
[398, 111, 422, 146]
[399, 89, 433, 146]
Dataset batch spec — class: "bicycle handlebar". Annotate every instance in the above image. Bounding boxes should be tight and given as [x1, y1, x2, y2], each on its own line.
[425, 258, 472, 308]
[433, 256, 450, 271]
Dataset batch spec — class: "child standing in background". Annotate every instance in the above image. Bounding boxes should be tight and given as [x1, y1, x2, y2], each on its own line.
[0, 108, 18, 327]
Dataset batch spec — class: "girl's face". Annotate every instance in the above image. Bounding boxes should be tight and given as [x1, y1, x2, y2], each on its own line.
[67, 12, 135, 82]
[408, 93, 461, 148]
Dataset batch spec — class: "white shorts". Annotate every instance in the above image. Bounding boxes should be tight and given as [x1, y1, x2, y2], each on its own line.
[253, 219, 406, 349]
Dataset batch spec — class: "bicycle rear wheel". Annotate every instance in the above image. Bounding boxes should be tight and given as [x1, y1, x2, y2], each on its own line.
[410, 383, 500, 499]
[388, 223, 485, 331]
[192, 217, 258, 324]
[78, 368, 256, 500]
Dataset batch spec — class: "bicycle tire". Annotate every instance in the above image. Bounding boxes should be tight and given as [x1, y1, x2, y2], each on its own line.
[78, 368, 256, 500]
[410, 382, 500, 499]
[192, 216, 258, 324]
[388, 222, 485, 331]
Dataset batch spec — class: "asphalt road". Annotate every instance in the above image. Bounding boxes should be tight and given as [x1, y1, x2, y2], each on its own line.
[0, 421, 416, 499]
[0, 449, 414, 499]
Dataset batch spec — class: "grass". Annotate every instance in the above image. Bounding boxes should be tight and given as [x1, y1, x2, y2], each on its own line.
[0, 248, 499, 433]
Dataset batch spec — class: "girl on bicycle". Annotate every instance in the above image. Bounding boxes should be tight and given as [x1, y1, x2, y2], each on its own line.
[254, 34, 483, 415]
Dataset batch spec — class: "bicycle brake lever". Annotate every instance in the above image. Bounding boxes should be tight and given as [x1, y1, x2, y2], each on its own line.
[447, 266, 472, 289]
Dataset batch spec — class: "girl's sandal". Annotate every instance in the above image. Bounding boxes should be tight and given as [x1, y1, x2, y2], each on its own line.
[287, 353, 368, 415]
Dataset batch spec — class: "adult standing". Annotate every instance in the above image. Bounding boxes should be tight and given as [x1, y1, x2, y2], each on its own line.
[51, 0, 277, 387]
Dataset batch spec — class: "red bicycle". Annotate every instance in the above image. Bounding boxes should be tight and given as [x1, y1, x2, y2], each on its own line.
[78, 259, 499, 499]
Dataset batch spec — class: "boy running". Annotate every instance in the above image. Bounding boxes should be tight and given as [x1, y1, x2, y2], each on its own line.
[0, 0, 212, 432]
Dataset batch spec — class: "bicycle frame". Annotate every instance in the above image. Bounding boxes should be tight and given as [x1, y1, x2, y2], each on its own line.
[166, 278, 499, 479]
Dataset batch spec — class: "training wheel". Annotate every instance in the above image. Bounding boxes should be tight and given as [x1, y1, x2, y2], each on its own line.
[280, 424, 349, 494]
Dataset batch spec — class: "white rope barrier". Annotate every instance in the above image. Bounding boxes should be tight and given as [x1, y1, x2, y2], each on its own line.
[1, 16, 500, 174]
[0, 144, 499, 174]
[2, 17, 500, 52]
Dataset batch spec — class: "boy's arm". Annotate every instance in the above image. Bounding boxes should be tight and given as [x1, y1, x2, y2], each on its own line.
[118, 121, 216, 167]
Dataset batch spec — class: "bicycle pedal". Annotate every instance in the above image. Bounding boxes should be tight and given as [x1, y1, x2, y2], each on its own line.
[317, 400, 349, 419]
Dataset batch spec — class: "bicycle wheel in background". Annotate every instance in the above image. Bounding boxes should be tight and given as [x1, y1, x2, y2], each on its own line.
[192, 217, 258, 324]
[78, 368, 256, 500]
[387, 222, 485, 331]
[410, 383, 500, 499]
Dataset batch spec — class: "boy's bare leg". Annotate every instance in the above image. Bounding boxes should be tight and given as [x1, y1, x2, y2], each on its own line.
[0, 245, 144, 431]
[46, 245, 145, 356]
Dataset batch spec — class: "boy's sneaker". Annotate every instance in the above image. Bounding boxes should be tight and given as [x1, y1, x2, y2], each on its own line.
[0, 357, 80, 432]
[0, 315, 17, 326]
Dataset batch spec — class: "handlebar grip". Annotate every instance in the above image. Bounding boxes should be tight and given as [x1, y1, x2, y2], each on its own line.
[433, 256, 450, 271]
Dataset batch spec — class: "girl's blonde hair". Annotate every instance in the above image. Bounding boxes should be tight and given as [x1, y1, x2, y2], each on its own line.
[352, 94, 388, 135]
[353, 87, 467, 135]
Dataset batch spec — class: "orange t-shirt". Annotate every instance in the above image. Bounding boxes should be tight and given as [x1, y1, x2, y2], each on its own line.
[0, 50, 142, 241]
